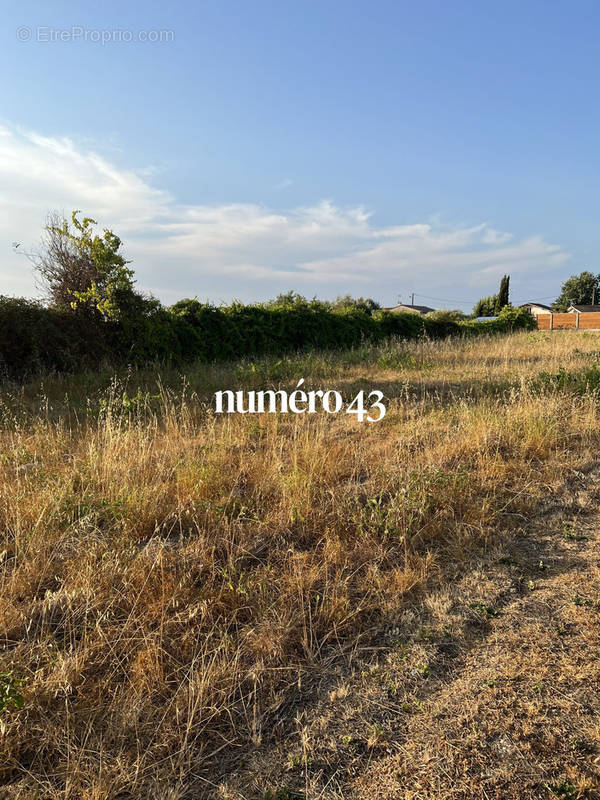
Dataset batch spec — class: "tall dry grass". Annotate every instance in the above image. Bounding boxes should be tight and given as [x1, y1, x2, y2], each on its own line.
[1, 330, 600, 798]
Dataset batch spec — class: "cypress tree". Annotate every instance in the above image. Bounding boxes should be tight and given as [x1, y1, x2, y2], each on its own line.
[496, 275, 510, 312]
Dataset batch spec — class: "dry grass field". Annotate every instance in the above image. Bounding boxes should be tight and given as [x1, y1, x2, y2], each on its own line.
[1, 330, 600, 799]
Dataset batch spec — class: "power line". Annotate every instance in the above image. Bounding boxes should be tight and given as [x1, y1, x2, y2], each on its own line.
[413, 293, 478, 306]
[413, 291, 559, 307]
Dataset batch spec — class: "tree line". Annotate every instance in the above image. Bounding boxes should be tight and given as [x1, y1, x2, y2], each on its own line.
[0, 212, 535, 380]
[472, 270, 600, 316]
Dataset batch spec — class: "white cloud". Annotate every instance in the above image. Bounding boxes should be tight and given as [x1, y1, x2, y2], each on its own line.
[0, 124, 570, 305]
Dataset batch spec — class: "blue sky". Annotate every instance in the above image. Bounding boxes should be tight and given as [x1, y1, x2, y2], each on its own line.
[1, 0, 598, 310]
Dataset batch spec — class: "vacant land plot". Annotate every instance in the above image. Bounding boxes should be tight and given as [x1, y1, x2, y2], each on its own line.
[1, 331, 600, 799]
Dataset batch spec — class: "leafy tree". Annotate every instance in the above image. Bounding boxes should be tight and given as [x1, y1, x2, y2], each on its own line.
[474, 275, 510, 317]
[553, 271, 600, 311]
[32, 211, 136, 320]
[265, 291, 309, 307]
[332, 293, 381, 315]
[265, 291, 380, 314]
[473, 295, 498, 317]
[496, 274, 510, 312]
[425, 309, 466, 322]
[169, 297, 206, 316]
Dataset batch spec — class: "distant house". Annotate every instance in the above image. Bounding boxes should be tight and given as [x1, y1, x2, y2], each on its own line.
[567, 304, 600, 314]
[383, 303, 436, 316]
[519, 302, 552, 316]
[474, 316, 497, 322]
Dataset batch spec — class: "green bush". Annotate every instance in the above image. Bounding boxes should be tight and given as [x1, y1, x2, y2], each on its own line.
[461, 305, 536, 336]
[423, 310, 463, 339]
[0, 296, 113, 379]
[371, 309, 424, 339]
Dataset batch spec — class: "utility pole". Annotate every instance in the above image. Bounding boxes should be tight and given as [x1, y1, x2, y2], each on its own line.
[411, 293, 414, 307]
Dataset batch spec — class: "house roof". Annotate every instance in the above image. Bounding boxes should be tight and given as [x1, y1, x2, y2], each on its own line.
[383, 304, 436, 314]
[568, 305, 600, 313]
[519, 302, 552, 311]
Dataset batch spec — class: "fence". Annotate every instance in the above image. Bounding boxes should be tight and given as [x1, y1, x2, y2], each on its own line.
[537, 312, 600, 331]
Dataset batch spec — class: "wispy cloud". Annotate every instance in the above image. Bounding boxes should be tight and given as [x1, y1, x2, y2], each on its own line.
[0, 125, 570, 304]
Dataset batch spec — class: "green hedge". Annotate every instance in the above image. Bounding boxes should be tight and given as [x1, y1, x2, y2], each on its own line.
[0, 297, 114, 378]
[460, 306, 537, 335]
[0, 297, 535, 381]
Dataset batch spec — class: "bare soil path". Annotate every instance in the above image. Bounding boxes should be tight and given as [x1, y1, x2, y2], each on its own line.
[223, 466, 600, 800]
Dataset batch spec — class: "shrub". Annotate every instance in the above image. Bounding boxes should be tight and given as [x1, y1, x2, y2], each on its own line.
[372, 309, 424, 340]
[423, 310, 463, 339]
[0, 296, 113, 379]
[461, 305, 536, 336]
